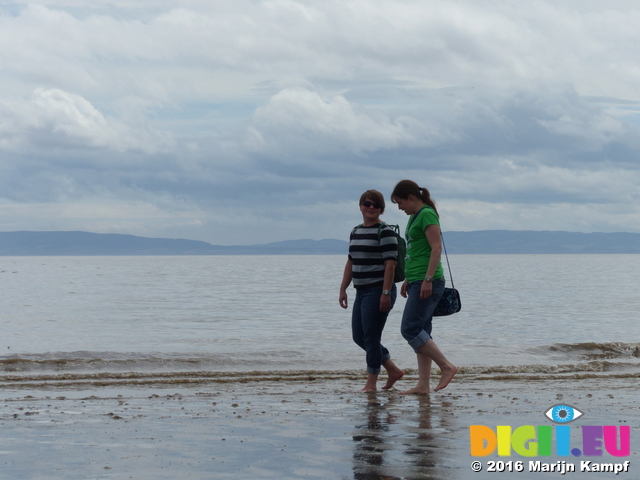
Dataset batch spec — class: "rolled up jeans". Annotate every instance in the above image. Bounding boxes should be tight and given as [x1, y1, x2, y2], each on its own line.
[352, 283, 397, 374]
[400, 279, 445, 353]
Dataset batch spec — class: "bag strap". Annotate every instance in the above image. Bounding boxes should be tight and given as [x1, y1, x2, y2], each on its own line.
[378, 222, 400, 238]
[440, 230, 455, 289]
[407, 206, 428, 232]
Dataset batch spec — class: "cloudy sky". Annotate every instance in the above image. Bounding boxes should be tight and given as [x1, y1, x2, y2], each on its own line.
[1, 0, 639, 245]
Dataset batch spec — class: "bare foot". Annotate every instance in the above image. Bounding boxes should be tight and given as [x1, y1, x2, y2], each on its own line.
[434, 365, 458, 392]
[358, 386, 377, 393]
[381, 368, 404, 390]
[400, 385, 430, 395]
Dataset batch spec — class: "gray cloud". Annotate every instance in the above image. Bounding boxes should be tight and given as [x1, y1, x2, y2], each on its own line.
[1, 1, 640, 244]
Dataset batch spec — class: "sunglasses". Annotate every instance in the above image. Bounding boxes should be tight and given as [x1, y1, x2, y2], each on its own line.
[361, 200, 382, 209]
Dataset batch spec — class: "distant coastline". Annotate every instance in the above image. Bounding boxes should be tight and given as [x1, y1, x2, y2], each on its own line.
[1, 230, 639, 255]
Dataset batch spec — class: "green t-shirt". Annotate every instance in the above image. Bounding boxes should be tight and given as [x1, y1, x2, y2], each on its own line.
[404, 207, 444, 282]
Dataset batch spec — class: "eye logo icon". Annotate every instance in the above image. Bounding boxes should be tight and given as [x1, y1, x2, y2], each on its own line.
[545, 404, 583, 423]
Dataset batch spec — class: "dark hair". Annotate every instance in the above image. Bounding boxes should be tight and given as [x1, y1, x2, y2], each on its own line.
[391, 179, 438, 216]
[359, 189, 385, 214]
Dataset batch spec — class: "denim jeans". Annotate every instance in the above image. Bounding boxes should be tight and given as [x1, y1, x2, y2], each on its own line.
[352, 283, 397, 374]
[401, 279, 445, 353]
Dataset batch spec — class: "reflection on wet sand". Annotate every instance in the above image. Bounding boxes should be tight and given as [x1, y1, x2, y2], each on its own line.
[352, 393, 456, 480]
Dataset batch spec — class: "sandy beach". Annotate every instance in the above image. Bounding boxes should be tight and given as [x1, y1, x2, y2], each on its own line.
[1, 369, 638, 480]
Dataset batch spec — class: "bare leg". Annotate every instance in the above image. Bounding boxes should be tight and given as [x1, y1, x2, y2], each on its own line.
[381, 359, 404, 390]
[401, 353, 432, 395]
[359, 372, 378, 393]
[422, 339, 457, 391]
[402, 339, 457, 394]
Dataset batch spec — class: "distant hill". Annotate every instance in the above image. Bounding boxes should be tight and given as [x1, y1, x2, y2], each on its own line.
[0, 231, 347, 255]
[0, 230, 639, 255]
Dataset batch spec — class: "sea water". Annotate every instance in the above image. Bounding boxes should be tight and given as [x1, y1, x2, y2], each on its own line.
[1, 255, 639, 385]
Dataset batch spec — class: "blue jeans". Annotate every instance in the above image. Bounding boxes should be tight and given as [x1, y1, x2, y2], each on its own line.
[352, 284, 397, 374]
[401, 279, 445, 353]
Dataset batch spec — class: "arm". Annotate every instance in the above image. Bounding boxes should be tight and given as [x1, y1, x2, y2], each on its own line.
[400, 279, 408, 298]
[339, 259, 353, 309]
[379, 258, 396, 311]
[420, 224, 443, 300]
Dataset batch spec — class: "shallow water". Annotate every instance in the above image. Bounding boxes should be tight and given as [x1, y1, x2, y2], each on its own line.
[1, 255, 639, 479]
[1, 255, 639, 384]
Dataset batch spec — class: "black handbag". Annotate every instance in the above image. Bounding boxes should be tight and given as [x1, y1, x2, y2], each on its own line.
[433, 232, 461, 316]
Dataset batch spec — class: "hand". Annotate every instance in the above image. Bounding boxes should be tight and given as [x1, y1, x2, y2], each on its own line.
[380, 294, 391, 312]
[420, 280, 432, 300]
[400, 280, 408, 298]
[339, 290, 348, 309]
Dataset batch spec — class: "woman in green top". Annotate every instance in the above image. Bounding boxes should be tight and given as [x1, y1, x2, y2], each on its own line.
[391, 180, 458, 394]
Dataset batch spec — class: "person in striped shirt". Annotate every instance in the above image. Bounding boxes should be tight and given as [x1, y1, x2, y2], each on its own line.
[339, 189, 405, 392]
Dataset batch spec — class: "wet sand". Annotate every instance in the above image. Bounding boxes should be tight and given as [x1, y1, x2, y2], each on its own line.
[1, 370, 638, 479]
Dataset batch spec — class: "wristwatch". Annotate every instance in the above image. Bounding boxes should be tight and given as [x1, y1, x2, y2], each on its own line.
[382, 290, 391, 295]
[424, 276, 433, 282]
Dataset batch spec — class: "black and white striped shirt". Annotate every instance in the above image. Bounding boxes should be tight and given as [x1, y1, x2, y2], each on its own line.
[348, 223, 398, 288]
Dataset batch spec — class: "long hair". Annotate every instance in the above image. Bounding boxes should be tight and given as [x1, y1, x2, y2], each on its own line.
[391, 180, 438, 216]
